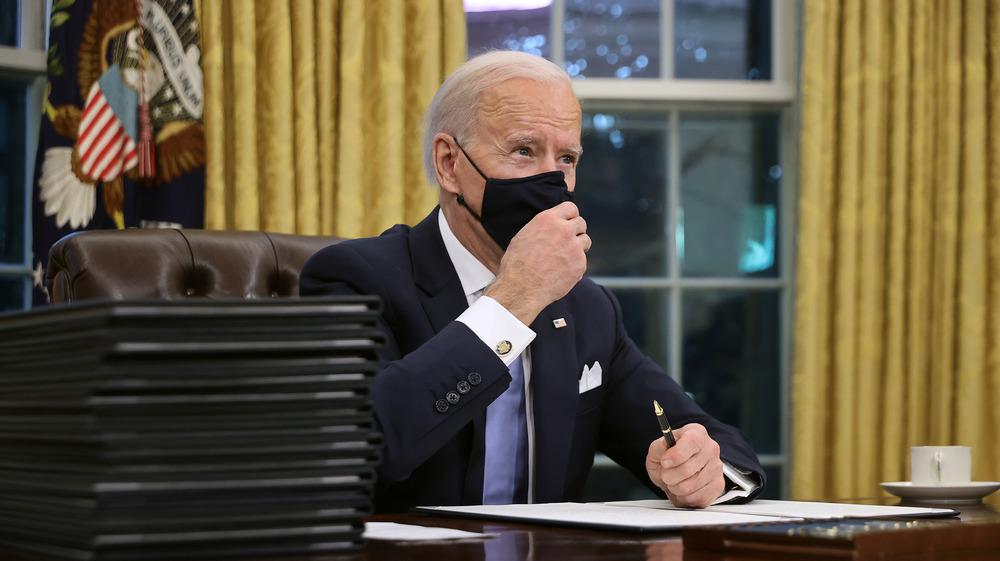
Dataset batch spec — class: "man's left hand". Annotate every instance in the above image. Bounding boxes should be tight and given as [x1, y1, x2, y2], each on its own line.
[645, 423, 725, 508]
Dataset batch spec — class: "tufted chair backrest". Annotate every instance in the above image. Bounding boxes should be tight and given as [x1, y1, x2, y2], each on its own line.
[45, 229, 343, 303]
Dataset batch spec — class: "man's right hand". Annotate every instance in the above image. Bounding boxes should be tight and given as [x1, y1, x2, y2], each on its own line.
[483, 201, 591, 326]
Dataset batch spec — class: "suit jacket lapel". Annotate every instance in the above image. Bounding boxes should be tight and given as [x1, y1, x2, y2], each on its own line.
[409, 208, 469, 332]
[529, 300, 578, 503]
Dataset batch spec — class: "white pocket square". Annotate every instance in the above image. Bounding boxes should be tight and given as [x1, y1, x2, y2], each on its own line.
[579, 361, 602, 394]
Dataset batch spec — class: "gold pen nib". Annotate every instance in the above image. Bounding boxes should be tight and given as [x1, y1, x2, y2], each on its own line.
[653, 399, 676, 447]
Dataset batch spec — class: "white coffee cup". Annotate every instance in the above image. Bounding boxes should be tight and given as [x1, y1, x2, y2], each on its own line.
[910, 446, 971, 486]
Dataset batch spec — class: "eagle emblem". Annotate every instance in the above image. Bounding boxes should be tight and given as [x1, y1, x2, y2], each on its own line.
[38, 0, 204, 229]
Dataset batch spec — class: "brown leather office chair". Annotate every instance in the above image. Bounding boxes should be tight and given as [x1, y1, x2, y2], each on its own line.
[45, 229, 343, 303]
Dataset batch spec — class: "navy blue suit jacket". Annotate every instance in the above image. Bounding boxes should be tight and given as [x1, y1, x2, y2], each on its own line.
[300, 208, 765, 512]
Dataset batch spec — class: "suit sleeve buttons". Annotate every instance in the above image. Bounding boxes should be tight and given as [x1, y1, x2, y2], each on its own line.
[434, 399, 449, 413]
[445, 391, 460, 404]
[457, 380, 471, 394]
[468, 372, 482, 386]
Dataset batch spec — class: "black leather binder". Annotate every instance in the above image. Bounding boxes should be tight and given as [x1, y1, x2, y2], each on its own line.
[0, 297, 383, 560]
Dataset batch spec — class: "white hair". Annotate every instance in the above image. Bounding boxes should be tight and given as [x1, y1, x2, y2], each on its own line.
[422, 51, 574, 184]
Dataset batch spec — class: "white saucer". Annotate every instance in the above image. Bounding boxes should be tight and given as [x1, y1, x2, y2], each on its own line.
[880, 481, 1000, 505]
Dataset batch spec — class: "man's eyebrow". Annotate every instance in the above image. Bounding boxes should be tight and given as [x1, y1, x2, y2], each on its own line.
[505, 135, 584, 157]
[505, 134, 538, 147]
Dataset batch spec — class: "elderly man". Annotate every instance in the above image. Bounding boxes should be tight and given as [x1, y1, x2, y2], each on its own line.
[300, 51, 764, 513]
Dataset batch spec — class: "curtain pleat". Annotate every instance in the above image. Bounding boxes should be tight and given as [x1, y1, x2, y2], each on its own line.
[905, 1, 934, 453]
[256, 2, 295, 232]
[335, 0, 367, 237]
[314, 0, 339, 235]
[201, 0, 465, 236]
[991, 0, 1000, 480]
[830, 0, 861, 499]
[882, 0, 911, 484]
[855, 0, 888, 496]
[792, 0, 837, 498]
[290, 2, 321, 234]
[794, 0, 1000, 500]
[957, 0, 989, 466]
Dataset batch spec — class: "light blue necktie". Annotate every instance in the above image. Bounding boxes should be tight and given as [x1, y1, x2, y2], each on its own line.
[482, 355, 528, 504]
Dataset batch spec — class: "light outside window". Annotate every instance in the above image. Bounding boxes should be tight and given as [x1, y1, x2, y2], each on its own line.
[0, 0, 45, 313]
[465, 0, 796, 499]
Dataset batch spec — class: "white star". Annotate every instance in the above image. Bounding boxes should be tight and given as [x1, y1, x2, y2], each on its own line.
[32, 261, 44, 288]
[180, 4, 190, 15]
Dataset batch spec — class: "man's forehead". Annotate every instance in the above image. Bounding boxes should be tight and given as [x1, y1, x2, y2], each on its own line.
[476, 80, 581, 140]
[478, 78, 580, 115]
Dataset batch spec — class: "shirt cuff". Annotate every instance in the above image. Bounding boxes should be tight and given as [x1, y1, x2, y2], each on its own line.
[711, 462, 762, 505]
[456, 296, 536, 366]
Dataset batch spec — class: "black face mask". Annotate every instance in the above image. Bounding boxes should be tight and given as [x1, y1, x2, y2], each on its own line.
[453, 138, 574, 249]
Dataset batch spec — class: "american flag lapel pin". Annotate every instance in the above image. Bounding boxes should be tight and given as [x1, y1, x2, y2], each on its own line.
[553, 318, 567, 329]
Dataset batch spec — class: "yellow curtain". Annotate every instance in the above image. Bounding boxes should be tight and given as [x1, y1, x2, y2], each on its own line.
[199, 1, 466, 236]
[794, 0, 1000, 500]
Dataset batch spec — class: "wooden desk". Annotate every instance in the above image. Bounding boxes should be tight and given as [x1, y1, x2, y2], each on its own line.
[3, 499, 998, 561]
[362, 501, 1000, 561]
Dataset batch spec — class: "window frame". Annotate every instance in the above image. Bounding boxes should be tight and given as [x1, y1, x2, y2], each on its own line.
[0, 1, 48, 307]
[545, 0, 799, 497]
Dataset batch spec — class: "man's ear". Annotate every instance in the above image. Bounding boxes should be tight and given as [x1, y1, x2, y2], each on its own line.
[433, 133, 461, 195]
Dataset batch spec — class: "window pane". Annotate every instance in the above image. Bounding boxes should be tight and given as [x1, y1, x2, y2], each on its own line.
[674, 0, 772, 80]
[577, 111, 668, 277]
[0, 80, 27, 264]
[465, 2, 551, 58]
[681, 289, 781, 454]
[678, 112, 781, 278]
[0, 276, 27, 312]
[608, 287, 670, 371]
[0, 0, 18, 47]
[565, 0, 660, 78]
[761, 465, 781, 499]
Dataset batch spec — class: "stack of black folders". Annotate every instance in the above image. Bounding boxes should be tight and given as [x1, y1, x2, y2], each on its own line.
[0, 297, 384, 560]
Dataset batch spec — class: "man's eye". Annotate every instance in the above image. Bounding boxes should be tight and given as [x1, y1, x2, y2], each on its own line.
[517, 148, 530, 156]
[561, 155, 576, 165]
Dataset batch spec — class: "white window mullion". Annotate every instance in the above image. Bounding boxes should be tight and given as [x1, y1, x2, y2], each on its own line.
[772, 0, 798, 85]
[661, 0, 674, 79]
[572, 79, 795, 104]
[667, 109, 682, 385]
[20, 0, 48, 50]
[779, 103, 799, 498]
[550, 0, 566, 67]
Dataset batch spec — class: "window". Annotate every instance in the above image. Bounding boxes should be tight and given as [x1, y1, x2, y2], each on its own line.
[466, 0, 797, 499]
[0, 0, 46, 313]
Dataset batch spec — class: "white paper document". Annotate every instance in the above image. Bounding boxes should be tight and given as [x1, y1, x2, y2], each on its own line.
[417, 502, 779, 532]
[415, 500, 958, 533]
[609, 499, 958, 520]
[363, 522, 492, 541]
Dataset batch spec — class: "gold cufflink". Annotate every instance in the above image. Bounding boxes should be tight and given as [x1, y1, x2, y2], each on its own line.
[495, 340, 513, 356]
